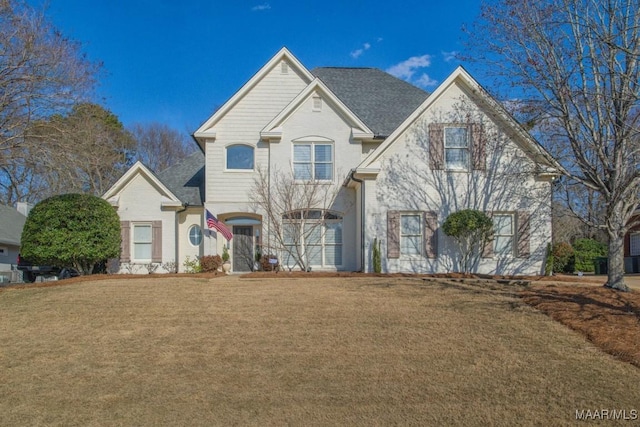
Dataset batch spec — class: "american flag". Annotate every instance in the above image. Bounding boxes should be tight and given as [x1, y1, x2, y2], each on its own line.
[206, 209, 233, 241]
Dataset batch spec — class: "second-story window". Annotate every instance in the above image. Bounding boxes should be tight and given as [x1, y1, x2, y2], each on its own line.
[444, 126, 469, 171]
[293, 143, 333, 181]
[226, 144, 254, 170]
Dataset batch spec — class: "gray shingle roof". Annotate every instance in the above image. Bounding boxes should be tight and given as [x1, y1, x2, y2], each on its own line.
[156, 151, 205, 206]
[0, 205, 26, 246]
[312, 67, 429, 137]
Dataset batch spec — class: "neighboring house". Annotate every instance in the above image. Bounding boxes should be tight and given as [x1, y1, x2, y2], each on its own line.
[107, 47, 562, 275]
[624, 208, 640, 273]
[0, 204, 28, 272]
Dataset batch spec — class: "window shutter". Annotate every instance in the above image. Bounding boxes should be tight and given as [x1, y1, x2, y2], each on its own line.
[517, 211, 531, 258]
[429, 123, 444, 170]
[482, 212, 494, 258]
[152, 220, 162, 263]
[120, 221, 130, 263]
[471, 123, 486, 171]
[423, 211, 438, 258]
[387, 211, 400, 259]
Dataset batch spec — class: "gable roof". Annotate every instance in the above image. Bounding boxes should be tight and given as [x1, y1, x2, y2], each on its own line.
[260, 78, 374, 141]
[0, 205, 26, 246]
[312, 67, 429, 138]
[156, 151, 205, 206]
[102, 161, 183, 208]
[193, 47, 314, 145]
[359, 66, 564, 174]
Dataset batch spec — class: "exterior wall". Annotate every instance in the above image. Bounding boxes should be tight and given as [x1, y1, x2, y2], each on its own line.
[115, 174, 177, 274]
[268, 95, 362, 271]
[206, 62, 309, 205]
[0, 244, 19, 272]
[177, 207, 205, 273]
[364, 81, 553, 275]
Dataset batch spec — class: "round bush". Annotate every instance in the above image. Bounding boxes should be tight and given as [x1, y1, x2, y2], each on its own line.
[573, 238, 607, 272]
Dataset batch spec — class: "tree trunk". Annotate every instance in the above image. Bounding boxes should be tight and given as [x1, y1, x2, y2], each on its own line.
[604, 230, 629, 292]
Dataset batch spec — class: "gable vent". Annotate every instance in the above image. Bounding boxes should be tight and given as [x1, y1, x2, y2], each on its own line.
[281, 61, 289, 74]
[312, 95, 322, 111]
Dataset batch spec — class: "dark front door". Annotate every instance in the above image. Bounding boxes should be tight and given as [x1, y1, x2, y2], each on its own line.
[233, 226, 253, 272]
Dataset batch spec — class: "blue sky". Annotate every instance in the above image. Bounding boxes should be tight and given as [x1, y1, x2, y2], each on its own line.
[28, 0, 482, 136]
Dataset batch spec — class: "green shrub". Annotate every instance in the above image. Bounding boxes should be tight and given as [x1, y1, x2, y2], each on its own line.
[20, 193, 120, 275]
[442, 209, 493, 273]
[372, 237, 382, 273]
[552, 242, 575, 274]
[573, 238, 607, 272]
[183, 256, 201, 273]
[200, 255, 223, 273]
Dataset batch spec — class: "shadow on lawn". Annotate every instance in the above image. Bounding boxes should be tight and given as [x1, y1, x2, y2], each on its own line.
[520, 285, 640, 368]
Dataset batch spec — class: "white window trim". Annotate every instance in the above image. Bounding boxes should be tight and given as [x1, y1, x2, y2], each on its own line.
[282, 211, 343, 268]
[400, 213, 423, 257]
[132, 223, 153, 263]
[630, 232, 640, 256]
[225, 144, 255, 172]
[493, 213, 515, 257]
[188, 225, 203, 247]
[292, 141, 334, 182]
[444, 125, 470, 172]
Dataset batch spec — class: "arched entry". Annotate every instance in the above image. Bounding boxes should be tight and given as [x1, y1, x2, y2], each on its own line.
[220, 214, 262, 272]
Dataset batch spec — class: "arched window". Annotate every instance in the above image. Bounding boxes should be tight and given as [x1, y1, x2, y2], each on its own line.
[282, 210, 342, 268]
[188, 225, 203, 246]
[226, 144, 254, 170]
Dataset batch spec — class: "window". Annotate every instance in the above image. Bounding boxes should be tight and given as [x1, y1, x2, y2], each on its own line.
[631, 233, 640, 256]
[293, 143, 333, 181]
[400, 214, 422, 255]
[0, 247, 6, 256]
[493, 214, 514, 256]
[282, 210, 342, 268]
[133, 224, 152, 261]
[226, 144, 254, 170]
[444, 126, 469, 170]
[189, 225, 203, 246]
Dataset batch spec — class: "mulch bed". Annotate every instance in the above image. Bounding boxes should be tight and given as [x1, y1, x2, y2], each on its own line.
[520, 284, 640, 368]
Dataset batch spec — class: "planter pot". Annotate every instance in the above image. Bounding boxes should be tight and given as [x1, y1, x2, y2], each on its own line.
[222, 261, 231, 274]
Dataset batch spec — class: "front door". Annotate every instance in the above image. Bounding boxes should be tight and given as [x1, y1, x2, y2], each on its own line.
[233, 226, 253, 272]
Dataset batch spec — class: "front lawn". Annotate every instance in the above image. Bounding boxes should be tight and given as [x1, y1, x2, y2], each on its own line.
[1, 276, 638, 426]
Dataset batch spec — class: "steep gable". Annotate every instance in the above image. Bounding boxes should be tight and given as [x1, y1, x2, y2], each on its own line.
[359, 66, 563, 174]
[103, 161, 182, 208]
[193, 47, 314, 146]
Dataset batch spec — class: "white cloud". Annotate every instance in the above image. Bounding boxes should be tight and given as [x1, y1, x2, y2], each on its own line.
[442, 51, 458, 63]
[386, 54, 432, 80]
[350, 42, 371, 59]
[414, 73, 438, 88]
[251, 3, 271, 11]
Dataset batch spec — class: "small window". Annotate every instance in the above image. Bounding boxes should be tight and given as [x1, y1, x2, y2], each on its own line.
[445, 126, 469, 170]
[133, 224, 152, 261]
[189, 225, 203, 246]
[0, 247, 7, 256]
[293, 143, 333, 181]
[401, 214, 422, 255]
[631, 233, 640, 256]
[226, 144, 254, 170]
[493, 214, 514, 256]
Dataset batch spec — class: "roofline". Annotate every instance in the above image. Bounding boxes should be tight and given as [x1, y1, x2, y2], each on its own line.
[102, 161, 182, 205]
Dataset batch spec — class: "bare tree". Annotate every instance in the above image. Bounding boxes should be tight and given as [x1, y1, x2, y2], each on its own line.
[0, 0, 97, 153]
[252, 167, 347, 272]
[467, 0, 640, 290]
[129, 122, 195, 173]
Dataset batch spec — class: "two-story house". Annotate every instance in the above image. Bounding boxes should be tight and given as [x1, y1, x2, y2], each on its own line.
[104, 47, 562, 274]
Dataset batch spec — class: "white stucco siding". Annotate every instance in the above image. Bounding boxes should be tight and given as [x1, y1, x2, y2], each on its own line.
[364, 81, 554, 275]
[206, 65, 309, 204]
[177, 207, 205, 273]
[115, 174, 177, 273]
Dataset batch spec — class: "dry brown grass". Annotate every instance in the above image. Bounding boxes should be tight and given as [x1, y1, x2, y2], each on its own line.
[1, 275, 639, 426]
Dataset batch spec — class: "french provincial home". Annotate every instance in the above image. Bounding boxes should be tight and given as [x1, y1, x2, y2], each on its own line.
[104, 48, 562, 274]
